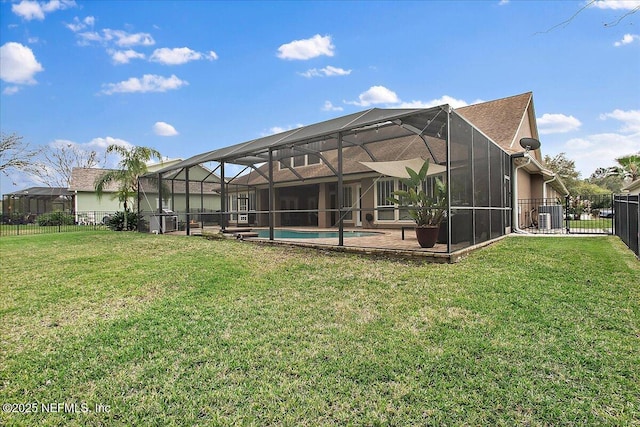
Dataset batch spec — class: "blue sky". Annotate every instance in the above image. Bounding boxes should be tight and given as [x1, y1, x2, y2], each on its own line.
[1, 0, 639, 196]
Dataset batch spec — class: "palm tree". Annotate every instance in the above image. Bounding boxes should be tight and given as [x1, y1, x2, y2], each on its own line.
[616, 153, 640, 182]
[94, 144, 162, 230]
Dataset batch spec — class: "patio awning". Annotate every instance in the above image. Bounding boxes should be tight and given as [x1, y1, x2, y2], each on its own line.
[359, 158, 446, 179]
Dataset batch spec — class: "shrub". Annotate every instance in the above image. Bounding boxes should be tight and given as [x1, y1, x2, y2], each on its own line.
[106, 211, 144, 231]
[37, 212, 75, 226]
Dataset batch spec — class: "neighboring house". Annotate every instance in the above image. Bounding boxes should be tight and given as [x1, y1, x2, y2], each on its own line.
[621, 179, 640, 195]
[149, 92, 568, 252]
[70, 160, 222, 216]
[1, 187, 73, 221]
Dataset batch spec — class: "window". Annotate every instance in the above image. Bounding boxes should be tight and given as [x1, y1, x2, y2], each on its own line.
[376, 179, 395, 221]
[342, 186, 353, 221]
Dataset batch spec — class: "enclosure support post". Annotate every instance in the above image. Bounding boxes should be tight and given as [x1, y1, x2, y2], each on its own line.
[446, 110, 452, 254]
[337, 132, 344, 246]
[268, 149, 274, 241]
[185, 166, 190, 236]
[200, 181, 204, 229]
[158, 172, 163, 234]
[137, 179, 141, 232]
[220, 162, 226, 231]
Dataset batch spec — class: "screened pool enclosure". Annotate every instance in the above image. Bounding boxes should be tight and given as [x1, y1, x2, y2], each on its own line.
[140, 104, 514, 256]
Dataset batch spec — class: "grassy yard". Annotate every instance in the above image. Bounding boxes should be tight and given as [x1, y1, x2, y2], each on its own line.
[1, 232, 638, 426]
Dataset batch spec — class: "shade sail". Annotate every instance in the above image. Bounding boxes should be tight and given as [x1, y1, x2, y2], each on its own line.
[359, 158, 446, 179]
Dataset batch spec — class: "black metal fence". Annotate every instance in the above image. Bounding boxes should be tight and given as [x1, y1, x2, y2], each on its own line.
[614, 194, 639, 257]
[517, 195, 614, 235]
[0, 211, 116, 237]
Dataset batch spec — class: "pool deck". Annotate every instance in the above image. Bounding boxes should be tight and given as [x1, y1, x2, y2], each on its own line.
[168, 226, 505, 263]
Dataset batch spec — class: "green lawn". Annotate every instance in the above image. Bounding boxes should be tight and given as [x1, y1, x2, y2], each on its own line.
[1, 232, 638, 426]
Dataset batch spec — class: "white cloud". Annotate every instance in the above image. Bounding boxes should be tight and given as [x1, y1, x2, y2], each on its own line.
[498, 0, 509, 5]
[109, 49, 145, 65]
[614, 33, 640, 46]
[322, 101, 343, 112]
[592, 0, 640, 10]
[300, 65, 351, 78]
[277, 34, 335, 60]
[3, 86, 21, 95]
[263, 124, 305, 136]
[537, 113, 582, 134]
[12, 0, 75, 21]
[103, 29, 155, 47]
[86, 136, 134, 150]
[345, 85, 400, 107]
[398, 95, 478, 109]
[150, 47, 203, 65]
[563, 132, 640, 175]
[66, 16, 95, 32]
[101, 74, 188, 95]
[0, 42, 44, 85]
[208, 51, 219, 60]
[153, 121, 179, 136]
[600, 109, 640, 133]
[76, 29, 155, 47]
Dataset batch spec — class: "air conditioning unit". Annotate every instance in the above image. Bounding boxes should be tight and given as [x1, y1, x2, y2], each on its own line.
[538, 213, 551, 231]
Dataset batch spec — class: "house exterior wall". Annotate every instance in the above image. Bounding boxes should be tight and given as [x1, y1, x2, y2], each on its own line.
[75, 192, 122, 212]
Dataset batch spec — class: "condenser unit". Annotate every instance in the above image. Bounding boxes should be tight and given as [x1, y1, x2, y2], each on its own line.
[538, 213, 551, 231]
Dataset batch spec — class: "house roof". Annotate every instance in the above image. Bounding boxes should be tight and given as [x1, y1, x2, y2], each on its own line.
[622, 179, 640, 193]
[457, 92, 534, 154]
[5, 187, 73, 197]
[69, 168, 120, 192]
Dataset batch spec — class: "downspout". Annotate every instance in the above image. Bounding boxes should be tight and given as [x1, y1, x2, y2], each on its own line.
[543, 175, 557, 200]
[512, 152, 531, 234]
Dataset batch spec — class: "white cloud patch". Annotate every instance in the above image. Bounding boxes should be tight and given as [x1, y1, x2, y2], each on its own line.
[277, 34, 335, 60]
[66, 15, 95, 32]
[153, 121, 179, 136]
[537, 113, 582, 134]
[101, 74, 188, 95]
[300, 66, 351, 78]
[0, 42, 44, 85]
[109, 49, 145, 65]
[322, 101, 343, 112]
[75, 29, 155, 47]
[592, 0, 640, 10]
[208, 51, 219, 60]
[600, 109, 640, 133]
[614, 33, 640, 46]
[563, 132, 640, 176]
[346, 85, 399, 107]
[263, 124, 305, 136]
[498, 0, 510, 5]
[103, 29, 155, 47]
[150, 47, 205, 65]
[398, 95, 479, 109]
[3, 86, 21, 95]
[12, 0, 76, 21]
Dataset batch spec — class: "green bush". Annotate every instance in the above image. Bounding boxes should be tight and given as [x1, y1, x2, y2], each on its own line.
[37, 212, 75, 226]
[106, 211, 144, 231]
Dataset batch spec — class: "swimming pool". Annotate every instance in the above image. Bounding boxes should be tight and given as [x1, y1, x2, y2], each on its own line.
[256, 229, 379, 239]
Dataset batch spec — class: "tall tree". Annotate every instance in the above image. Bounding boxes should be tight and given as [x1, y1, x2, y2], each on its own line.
[94, 144, 162, 229]
[616, 153, 640, 182]
[0, 132, 41, 184]
[543, 152, 581, 195]
[34, 142, 102, 188]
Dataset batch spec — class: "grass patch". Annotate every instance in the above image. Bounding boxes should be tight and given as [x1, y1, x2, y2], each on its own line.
[567, 218, 613, 230]
[1, 232, 638, 425]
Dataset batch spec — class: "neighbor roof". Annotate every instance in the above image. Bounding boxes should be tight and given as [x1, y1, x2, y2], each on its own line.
[69, 168, 120, 192]
[5, 187, 72, 197]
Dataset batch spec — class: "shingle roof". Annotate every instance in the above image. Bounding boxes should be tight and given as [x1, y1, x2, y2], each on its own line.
[69, 168, 119, 192]
[457, 92, 533, 154]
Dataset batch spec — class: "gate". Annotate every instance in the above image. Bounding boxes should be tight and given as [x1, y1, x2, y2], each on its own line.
[565, 194, 614, 235]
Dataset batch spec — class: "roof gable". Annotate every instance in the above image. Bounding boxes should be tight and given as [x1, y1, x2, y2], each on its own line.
[69, 168, 119, 192]
[457, 92, 534, 154]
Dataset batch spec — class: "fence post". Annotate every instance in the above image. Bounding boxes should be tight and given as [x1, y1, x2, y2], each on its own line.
[565, 195, 570, 234]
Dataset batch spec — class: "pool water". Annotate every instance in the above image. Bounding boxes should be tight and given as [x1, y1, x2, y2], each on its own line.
[256, 229, 379, 239]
